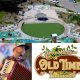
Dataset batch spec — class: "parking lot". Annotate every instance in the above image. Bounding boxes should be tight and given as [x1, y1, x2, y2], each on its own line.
[58, 0, 80, 13]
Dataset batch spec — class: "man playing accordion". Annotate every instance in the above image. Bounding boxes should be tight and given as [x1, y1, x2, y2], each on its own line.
[0, 43, 31, 80]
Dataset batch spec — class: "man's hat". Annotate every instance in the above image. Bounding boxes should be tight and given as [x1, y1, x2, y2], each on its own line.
[13, 43, 30, 50]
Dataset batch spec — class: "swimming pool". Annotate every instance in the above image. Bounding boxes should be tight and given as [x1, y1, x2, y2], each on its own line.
[9, 38, 51, 43]
[61, 37, 75, 43]
[0, 32, 19, 38]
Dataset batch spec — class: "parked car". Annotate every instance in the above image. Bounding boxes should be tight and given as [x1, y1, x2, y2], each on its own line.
[49, 0, 59, 4]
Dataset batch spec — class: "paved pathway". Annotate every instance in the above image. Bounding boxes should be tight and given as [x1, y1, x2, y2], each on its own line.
[50, 6, 68, 12]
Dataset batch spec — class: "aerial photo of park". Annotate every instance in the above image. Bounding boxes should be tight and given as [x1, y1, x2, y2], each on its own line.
[0, 0, 80, 43]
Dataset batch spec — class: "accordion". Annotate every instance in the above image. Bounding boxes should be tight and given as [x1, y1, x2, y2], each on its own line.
[0, 58, 31, 80]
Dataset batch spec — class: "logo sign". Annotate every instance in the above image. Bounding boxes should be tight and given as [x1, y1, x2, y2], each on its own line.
[35, 45, 80, 78]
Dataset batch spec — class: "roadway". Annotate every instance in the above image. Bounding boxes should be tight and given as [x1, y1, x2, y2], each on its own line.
[58, 0, 80, 13]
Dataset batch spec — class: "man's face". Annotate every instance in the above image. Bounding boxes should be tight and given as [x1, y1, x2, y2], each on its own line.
[13, 46, 25, 58]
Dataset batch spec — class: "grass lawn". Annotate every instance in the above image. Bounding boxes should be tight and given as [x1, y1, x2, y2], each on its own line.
[21, 23, 64, 38]
[0, 11, 7, 20]
[76, 0, 80, 2]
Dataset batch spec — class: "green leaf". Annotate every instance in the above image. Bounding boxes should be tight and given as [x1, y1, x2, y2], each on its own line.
[46, 47, 50, 52]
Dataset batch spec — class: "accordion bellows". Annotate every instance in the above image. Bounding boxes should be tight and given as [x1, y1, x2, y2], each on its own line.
[0, 59, 31, 80]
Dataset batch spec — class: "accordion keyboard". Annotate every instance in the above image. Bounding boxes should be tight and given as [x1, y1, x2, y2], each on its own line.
[0, 59, 15, 80]
[1, 60, 10, 75]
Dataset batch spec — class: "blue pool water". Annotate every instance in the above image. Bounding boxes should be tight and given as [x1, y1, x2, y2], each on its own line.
[0, 32, 51, 43]
[61, 37, 75, 43]
[9, 38, 51, 43]
[38, 17, 48, 21]
[0, 32, 19, 38]
[10, 39, 42, 43]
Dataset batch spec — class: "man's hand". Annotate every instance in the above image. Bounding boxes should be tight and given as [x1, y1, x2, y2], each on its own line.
[0, 73, 9, 77]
